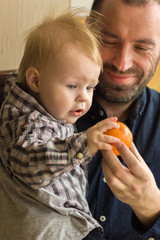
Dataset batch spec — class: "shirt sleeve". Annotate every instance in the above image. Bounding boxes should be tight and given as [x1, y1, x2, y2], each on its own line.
[132, 212, 160, 239]
[1, 113, 92, 189]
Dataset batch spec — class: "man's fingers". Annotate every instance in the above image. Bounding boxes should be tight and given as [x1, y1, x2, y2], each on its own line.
[129, 142, 144, 162]
[102, 150, 133, 186]
[115, 142, 147, 178]
[102, 157, 126, 193]
[102, 150, 123, 174]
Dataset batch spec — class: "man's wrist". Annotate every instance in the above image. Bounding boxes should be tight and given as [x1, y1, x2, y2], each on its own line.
[132, 205, 160, 229]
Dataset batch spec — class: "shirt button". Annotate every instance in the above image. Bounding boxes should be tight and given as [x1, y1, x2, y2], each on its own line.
[103, 177, 106, 183]
[76, 152, 84, 159]
[148, 238, 155, 240]
[99, 110, 104, 116]
[100, 216, 106, 222]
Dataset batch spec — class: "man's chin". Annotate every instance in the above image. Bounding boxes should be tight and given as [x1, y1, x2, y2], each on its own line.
[96, 85, 143, 105]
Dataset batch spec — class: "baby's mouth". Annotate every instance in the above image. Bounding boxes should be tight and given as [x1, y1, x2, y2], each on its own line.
[70, 109, 83, 117]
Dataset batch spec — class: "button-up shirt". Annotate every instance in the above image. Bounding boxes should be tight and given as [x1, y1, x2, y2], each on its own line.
[0, 76, 101, 239]
[76, 88, 160, 240]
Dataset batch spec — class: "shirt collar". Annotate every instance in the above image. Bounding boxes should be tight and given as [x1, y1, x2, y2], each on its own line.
[88, 89, 147, 124]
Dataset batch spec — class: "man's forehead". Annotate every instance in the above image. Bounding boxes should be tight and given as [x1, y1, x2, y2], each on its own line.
[98, 0, 160, 8]
[99, 0, 160, 27]
[98, 0, 160, 9]
[98, 2, 160, 44]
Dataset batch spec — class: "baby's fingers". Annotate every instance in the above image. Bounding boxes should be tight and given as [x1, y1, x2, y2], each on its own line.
[98, 121, 120, 134]
[98, 137, 120, 151]
[95, 134, 120, 152]
[103, 134, 120, 144]
[98, 142, 114, 151]
[95, 117, 117, 126]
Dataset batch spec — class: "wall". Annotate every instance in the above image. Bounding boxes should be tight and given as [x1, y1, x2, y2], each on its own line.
[0, 0, 69, 70]
[148, 64, 160, 92]
[70, 0, 93, 11]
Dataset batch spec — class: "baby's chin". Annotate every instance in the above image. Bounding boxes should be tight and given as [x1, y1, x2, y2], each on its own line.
[66, 120, 78, 124]
[65, 117, 81, 125]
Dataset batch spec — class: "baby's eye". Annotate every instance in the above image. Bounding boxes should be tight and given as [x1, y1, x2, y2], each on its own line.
[87, 86, 94, 91]
[67, 84, 76, 89]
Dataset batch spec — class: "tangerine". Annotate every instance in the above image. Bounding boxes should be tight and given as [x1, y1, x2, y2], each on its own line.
[104, 122, 133, 156]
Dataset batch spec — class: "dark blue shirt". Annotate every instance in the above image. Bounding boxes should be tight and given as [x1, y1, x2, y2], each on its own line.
[76, 87, 160, 240]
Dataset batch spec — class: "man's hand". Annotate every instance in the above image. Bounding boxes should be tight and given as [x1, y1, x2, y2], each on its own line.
[102, 142, 160, 228]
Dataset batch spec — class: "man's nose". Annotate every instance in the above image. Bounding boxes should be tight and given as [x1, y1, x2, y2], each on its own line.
[113, 45, 133, 72]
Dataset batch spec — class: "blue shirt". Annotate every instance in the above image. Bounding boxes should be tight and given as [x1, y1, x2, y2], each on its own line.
[76, 87, 160, 240]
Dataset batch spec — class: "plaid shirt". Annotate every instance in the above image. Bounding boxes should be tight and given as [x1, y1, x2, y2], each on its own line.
[0, 75, 101, 230]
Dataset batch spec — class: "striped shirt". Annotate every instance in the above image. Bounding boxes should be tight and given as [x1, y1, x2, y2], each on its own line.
[0, 75, 101, 233]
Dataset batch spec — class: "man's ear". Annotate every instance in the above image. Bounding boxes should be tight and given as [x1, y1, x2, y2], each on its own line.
[26, 67, 40, 93]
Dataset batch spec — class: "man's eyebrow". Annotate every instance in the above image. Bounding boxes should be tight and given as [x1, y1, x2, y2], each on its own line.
[101, 30, 118, 39]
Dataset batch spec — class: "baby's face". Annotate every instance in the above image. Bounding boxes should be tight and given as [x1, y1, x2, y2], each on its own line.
[37, 45, 101, 124]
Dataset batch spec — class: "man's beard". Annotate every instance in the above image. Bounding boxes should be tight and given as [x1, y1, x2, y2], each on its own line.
[96, 62, 159, 105]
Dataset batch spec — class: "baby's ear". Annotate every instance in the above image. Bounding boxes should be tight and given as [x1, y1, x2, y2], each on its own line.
[26, 67, 40, 92]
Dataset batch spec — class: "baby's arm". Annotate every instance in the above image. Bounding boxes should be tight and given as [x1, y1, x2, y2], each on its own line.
[1, 116, 119, 189]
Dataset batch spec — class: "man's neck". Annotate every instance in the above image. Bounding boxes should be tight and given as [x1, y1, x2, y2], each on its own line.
[95, 94, 134, 122]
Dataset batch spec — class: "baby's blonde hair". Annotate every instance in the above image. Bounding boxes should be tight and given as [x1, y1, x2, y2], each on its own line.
[18, 8, 103, 82]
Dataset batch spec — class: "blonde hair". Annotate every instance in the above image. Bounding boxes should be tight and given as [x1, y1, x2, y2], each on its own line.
[18, 9, 103, 82]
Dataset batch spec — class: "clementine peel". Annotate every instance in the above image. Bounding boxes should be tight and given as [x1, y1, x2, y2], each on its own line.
[104, 122, 133, 156]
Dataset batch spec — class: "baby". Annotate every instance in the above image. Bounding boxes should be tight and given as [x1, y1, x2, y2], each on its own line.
[0, 9, 119, 240]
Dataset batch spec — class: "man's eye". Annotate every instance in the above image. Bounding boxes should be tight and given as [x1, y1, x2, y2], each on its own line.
[135, 46, 149, 52]
[67, 84, 76, 89]
[102, 40, 117, 45]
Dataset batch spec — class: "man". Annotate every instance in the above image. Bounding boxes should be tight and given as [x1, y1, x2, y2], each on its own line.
[76, 0, 160, 239]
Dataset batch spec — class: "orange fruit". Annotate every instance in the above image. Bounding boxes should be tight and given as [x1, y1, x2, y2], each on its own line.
[104, 122, 133, 156]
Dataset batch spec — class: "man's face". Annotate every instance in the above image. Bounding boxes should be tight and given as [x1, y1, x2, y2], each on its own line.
[96, 0, 160, 104]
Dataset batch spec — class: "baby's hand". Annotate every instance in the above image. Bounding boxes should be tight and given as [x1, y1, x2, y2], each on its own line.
[86, 117, 120, 156]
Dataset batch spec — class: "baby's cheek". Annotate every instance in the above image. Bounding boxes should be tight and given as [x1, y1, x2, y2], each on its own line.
[85, 101, 92, 113]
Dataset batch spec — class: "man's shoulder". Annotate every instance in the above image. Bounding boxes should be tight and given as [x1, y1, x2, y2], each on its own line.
[146, 86, 160, 95]
[145, 86, 160, 103]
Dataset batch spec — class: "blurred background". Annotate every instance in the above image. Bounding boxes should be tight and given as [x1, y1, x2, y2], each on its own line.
[0, 0, 159, 91]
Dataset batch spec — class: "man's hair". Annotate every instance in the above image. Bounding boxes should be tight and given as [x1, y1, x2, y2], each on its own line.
[91, 0, 160, 11]
[18, 9, 102, 82]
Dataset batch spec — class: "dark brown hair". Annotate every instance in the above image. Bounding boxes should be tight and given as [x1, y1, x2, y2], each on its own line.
[91, 0, 160, 11]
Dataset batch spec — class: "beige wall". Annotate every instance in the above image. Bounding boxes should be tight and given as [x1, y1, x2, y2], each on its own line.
[0, 0, 69, 70]
[148, 63, 160, 92]
[70, 0, 93, 10]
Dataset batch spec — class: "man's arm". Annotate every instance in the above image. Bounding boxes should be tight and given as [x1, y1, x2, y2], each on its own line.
[102, 142, 160, 229]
